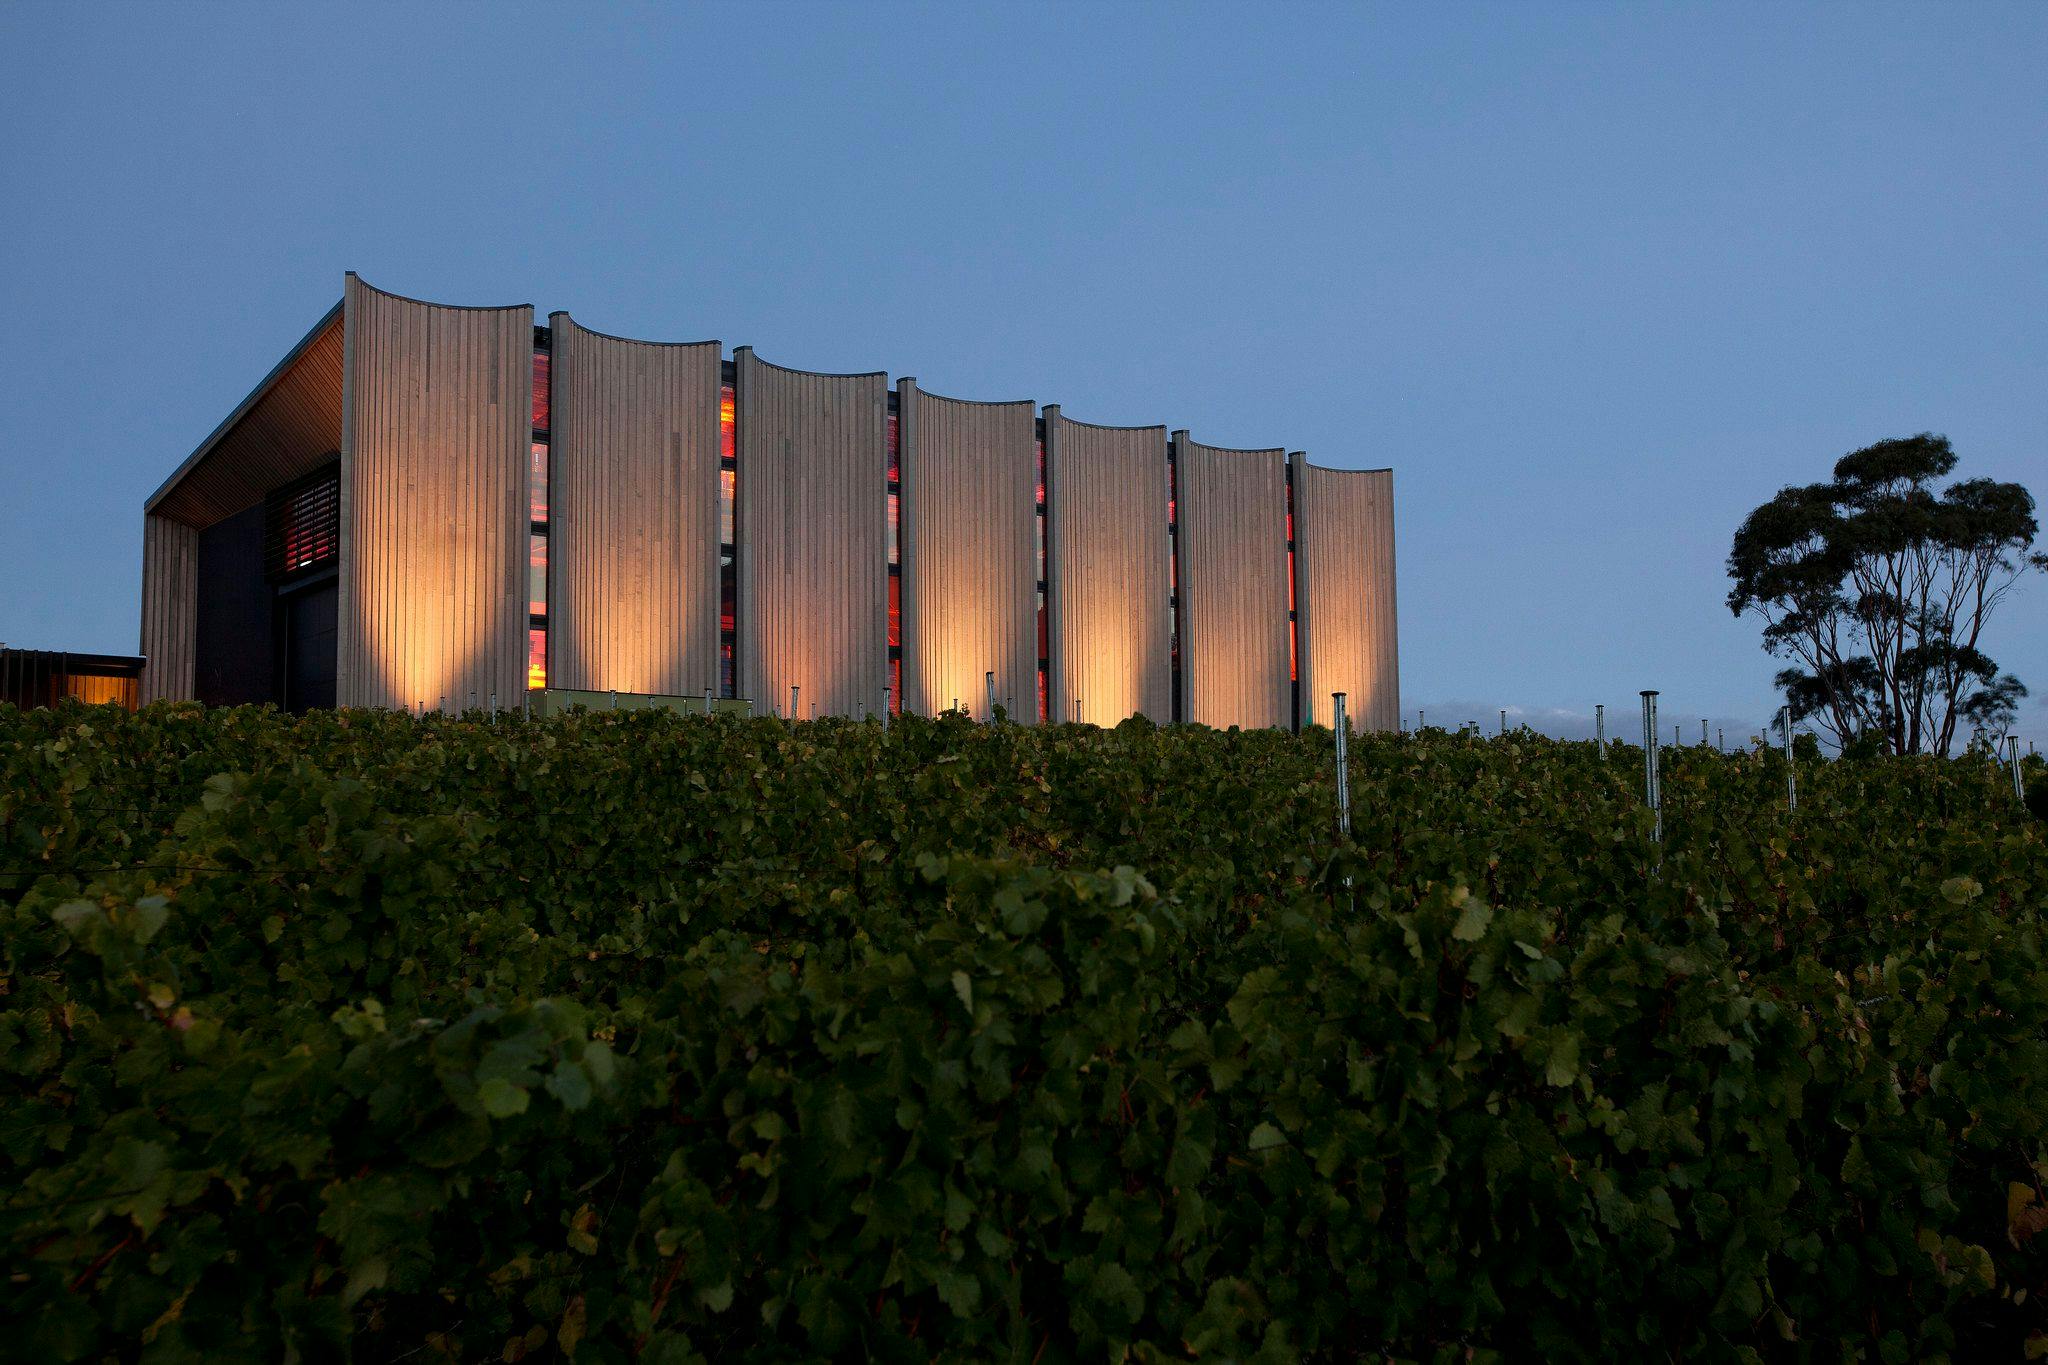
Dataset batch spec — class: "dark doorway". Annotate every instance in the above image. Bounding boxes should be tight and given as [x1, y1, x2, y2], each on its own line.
[278, 576, 337, 712]
[195, 503, 275, 706]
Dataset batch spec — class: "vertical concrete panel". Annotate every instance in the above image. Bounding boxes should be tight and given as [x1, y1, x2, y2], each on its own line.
[1174, 434, 1291, 729]
[734, 348, 887, 718]
[1044, 409, 1170, 725]
[337, 274, 531, 710]
[898, 382, 1037, 720]
[138, 514, 197, 703]
[548, 315, 721, 696]
[1293, 459, 1400, 731]
[1366, 469, 1401, 732]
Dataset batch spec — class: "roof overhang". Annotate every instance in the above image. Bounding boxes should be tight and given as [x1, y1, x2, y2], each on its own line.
[145, 299, 345, 528]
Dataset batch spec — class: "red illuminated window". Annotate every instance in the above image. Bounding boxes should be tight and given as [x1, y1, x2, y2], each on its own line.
[529, 533, 548, 616]
[1284, 458, 1300, 726]
[1166, 439, 1183, 724]
[264, 465, 341, 580]
[528, 340, 553, 695]
[1035, 441, 1047, 581]
[887, 410, 901, 565]
[885, 397, 903, 707]
[718, 380, 738, 699]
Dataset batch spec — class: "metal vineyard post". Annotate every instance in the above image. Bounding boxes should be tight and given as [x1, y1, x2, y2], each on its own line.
[1332, 692, 1351, 836]
[1640, 691, 1661, 844]
[1780, 706, 1797, 813]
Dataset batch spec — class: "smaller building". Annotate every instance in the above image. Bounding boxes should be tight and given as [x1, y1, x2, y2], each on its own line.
[0, 648, 144, 711]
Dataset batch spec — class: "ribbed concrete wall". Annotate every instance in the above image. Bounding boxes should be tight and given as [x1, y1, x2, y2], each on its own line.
[1292, 457, 1399, 731]
[548, 314, 722, 696]
[1044, 408, 1171, 724]
[145, 277, 1400, 728]
[1173, 433, 1291, 730]
[337, 274, 532, 711]
[138, 514, 197, 703]
[734, 348, 888, 718]
[898, 380, 1038, 720]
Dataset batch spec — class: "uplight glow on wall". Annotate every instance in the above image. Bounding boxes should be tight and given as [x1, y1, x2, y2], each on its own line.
[140, 273, 1397, 728]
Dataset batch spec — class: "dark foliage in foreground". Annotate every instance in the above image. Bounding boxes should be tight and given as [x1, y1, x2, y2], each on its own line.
[3, 702, 2045, 1362]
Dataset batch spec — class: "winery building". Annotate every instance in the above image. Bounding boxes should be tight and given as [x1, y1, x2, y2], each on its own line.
[140, 274, 1397, 729]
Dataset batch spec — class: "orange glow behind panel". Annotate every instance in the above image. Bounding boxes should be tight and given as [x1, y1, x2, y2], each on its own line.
[529, 532, 548, 616]
[530, 443, 550, 522]
[531, 352, 551, 432]
[63, 674, 139, 707]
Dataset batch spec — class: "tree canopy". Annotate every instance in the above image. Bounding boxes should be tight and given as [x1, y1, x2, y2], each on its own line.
[1727, 433, 2044, 755]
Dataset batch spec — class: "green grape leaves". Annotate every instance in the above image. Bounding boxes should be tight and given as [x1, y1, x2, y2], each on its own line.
[0, 699, 2042, 1361]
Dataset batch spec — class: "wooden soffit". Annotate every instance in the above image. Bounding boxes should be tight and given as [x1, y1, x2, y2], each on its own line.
[146, 300, 344, 529]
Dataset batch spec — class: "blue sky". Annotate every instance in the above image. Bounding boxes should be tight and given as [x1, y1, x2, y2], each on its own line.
[2, 3, 2042, 748]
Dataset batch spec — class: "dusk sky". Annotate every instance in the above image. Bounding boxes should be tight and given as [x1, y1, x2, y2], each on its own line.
[3, 4, 2042, 748]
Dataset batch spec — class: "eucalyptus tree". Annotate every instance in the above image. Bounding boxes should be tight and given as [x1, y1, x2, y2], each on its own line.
[1727, 433, 2044, 755]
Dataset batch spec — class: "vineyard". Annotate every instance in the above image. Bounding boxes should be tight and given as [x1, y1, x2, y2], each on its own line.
[3, 700, 2045, 1363]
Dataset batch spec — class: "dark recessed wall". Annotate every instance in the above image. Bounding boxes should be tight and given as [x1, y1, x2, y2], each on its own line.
[195, 503, 273, 707]
[279, 577, 337, 712]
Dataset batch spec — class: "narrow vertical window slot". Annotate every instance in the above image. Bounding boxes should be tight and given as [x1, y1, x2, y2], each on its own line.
[1284, 457, 1299, 732]
[886, 394, 902, 713]
[719, 363, 738, 698]
[1166, 436, 1183, 724]
[1035, 422, 1049, 723]
[529, 327, 552, 691]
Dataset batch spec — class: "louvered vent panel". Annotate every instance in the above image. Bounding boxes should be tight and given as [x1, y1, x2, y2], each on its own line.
[264, 464, 340, 580]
